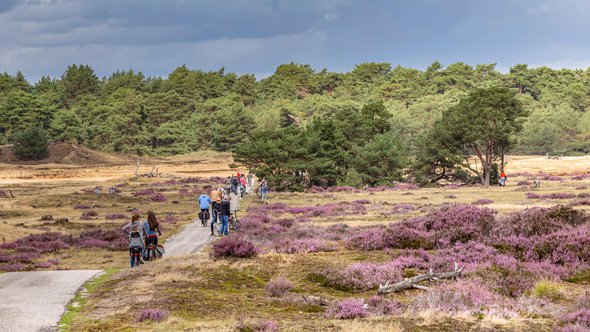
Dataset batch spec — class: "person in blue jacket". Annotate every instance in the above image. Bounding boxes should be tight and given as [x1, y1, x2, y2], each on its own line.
[198, 192, 212, 225]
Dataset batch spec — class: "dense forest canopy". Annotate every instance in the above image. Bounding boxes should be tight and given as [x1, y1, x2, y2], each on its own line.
[0, 62, 589, 187]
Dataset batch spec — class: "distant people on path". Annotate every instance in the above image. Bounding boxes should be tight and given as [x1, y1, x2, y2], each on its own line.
[210, 188, 222, 236]
[230, 190, 241, 213]
[230, 175, 239, 194]
[259, 178, 269, 202]
[198, 192, 212, 225]
[239, 175, 247, 196]
[499, 171, 507, 186]
[219, 196, 231, 236]
[247, 173, 253, 191]
[122, 214, 145, 268]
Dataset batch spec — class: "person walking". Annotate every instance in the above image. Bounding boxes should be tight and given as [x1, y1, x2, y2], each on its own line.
[259, 178, 269, 202]
[247, 173, 253, 190]
[198, 192, 212, 226]
[219, 196, 231, 236]
[499, 171, 507, 186]
[239, 175, 247, 196]
[210, 187, 222, 236]
[122, 214, 145, 267]
[230, 175, 238, 194]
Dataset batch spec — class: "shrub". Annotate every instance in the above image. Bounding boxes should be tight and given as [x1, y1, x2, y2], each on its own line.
[472, 198, 494, 205]
[150, 193, 168, 202]
[273, 239, 336, 254]
[559, 309, 590, 329]
[210, 236, 258, 260]
[105, 213, 127, 220]
[74, 204, 91, 209]
[11, 125, 49, 161]
[135, 308, 169, 323]
[321, 262, 402, 291]
[133, 189, 155, 197]
[345, 228, 385, 250]
[265, 277, 294, 297]
[422, 204, 496, 246]
[235, 319, 278, 332]
[325, 298, 367, 319]
[532, 279, 564, 301]
[0, 263, 27, 272]
[383, 222, 434, 250]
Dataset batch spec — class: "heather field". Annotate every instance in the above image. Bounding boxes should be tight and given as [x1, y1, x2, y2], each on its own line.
[9, 160, 590, 331]
[2, 156, 590, 331]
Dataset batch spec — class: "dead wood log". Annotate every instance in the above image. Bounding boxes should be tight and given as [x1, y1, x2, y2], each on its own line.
[378, 262, 464, 294]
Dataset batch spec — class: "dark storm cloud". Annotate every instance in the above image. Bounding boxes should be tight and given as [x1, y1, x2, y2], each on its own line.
[1, 0, 590, 82]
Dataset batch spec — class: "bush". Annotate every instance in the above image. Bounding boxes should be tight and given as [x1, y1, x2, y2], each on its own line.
[135, 308, 169, 323]
[325, 298, 367, 319]
[210, 236, 258, 260]
[235, 319, 278, 332]
[265, 277, 294, 297]
[273, 238, 336, 254]
[11, 125, 49, 161]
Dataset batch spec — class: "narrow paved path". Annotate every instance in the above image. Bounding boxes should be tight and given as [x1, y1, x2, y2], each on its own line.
[0, 220, 211, 331]
[164, 219, 212, 256]
[0, 270, 101, 332]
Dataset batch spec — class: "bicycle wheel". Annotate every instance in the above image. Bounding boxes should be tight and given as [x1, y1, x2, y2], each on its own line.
[214, 220, 222, 236]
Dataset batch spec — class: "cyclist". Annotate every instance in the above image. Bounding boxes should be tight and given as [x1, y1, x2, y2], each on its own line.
[122, 214, 145, 267]
[198, 192, 212, 225]
[143, 212, 162, 260]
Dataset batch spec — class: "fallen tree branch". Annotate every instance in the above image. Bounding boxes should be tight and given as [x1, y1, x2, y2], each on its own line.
[378, 262, 464, 294]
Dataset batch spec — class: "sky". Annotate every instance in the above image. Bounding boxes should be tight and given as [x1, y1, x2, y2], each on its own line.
[1, 0, 590, 82]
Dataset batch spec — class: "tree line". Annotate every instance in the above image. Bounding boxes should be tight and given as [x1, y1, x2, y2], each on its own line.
[1, 62, 589, 187]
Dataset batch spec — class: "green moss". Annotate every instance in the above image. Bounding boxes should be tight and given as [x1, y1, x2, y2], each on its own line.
[58, 268, 120, 332]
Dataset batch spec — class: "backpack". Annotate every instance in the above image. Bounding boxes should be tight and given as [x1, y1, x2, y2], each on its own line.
[129, 222, 143, 248]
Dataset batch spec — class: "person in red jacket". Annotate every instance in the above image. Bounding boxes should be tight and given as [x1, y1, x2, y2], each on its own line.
[499, 171, 507, 186]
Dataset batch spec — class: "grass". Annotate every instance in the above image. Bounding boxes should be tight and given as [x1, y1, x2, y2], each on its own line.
[58, 267, 120, 332]
[532, 280, 565, 301]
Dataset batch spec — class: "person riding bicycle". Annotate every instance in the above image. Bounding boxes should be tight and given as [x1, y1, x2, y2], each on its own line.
[230, 175, 239, 194]
[143, 212, 162, 246]
[198, 192, 212, 225]
[209, 187, 222, 236]
[122, 214, 145, 267]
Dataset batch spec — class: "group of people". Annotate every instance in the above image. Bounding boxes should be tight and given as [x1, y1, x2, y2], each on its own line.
[121, 212, 163, 267]
[121, 172, 269, 268]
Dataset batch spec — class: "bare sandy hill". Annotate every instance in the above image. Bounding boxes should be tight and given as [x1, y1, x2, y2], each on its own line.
[0, 143, 137, 166]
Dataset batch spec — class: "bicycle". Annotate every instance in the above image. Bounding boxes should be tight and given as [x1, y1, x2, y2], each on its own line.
[229, 211, 240, 231]
[198, 209, 210, 227]
[144, 237, 159, 262]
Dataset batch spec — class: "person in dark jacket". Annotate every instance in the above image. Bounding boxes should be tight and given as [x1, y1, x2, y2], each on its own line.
[219, 196, 231, 236]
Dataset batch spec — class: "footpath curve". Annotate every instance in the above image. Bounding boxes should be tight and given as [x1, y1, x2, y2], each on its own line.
[0, 220, 210, 331]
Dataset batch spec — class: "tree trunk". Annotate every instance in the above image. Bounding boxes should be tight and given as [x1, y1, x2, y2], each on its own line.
[483, 163, 491, 186]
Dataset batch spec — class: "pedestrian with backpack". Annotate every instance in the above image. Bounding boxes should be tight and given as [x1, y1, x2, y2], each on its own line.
[198, 192, 212, 226]
[122, 214, 145, 268]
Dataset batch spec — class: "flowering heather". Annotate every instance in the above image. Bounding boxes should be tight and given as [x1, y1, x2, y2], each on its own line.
[572, 174, 590, 181]
[265, 277, 294, 297]
[517, 180, 532, 186]
[411, 280, 506, 315]
[115, 183, 128, 187]
[80, 211, 98, 220]
[526, 192, 541, 199]
[345, 228, 385, 250]
[74, 204, 91, 209]
[133, 189, 155, 197]
[135, 308, 170, 323]
[327, 186, 356, 192]
[273, 239, 336, 254]
[492, 205, 587, 238]
[352, 199, 371, 205]
[559, 309, 590, 329]
[383, 222, 434, 250]
[321, 262, 402, 291]
[0, 190, 8, 198]
[393, 183, 419, 190]
[105, 213, 127, 220]
[325, 298, 367, 319]
[445, 194, 457, 199]
[577, 186, 589, 190]
[0, 263, 27, 272]
[150, 193, 168, 202]
[210, 236, 258, 260]
[391, 203, 416, 214]
[236, 319, 279, 332]
[472, 198, 494, 205]
[542, 175, 564, 181]
[422, 204, 496, 246]
[571, 199, 590, 206]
